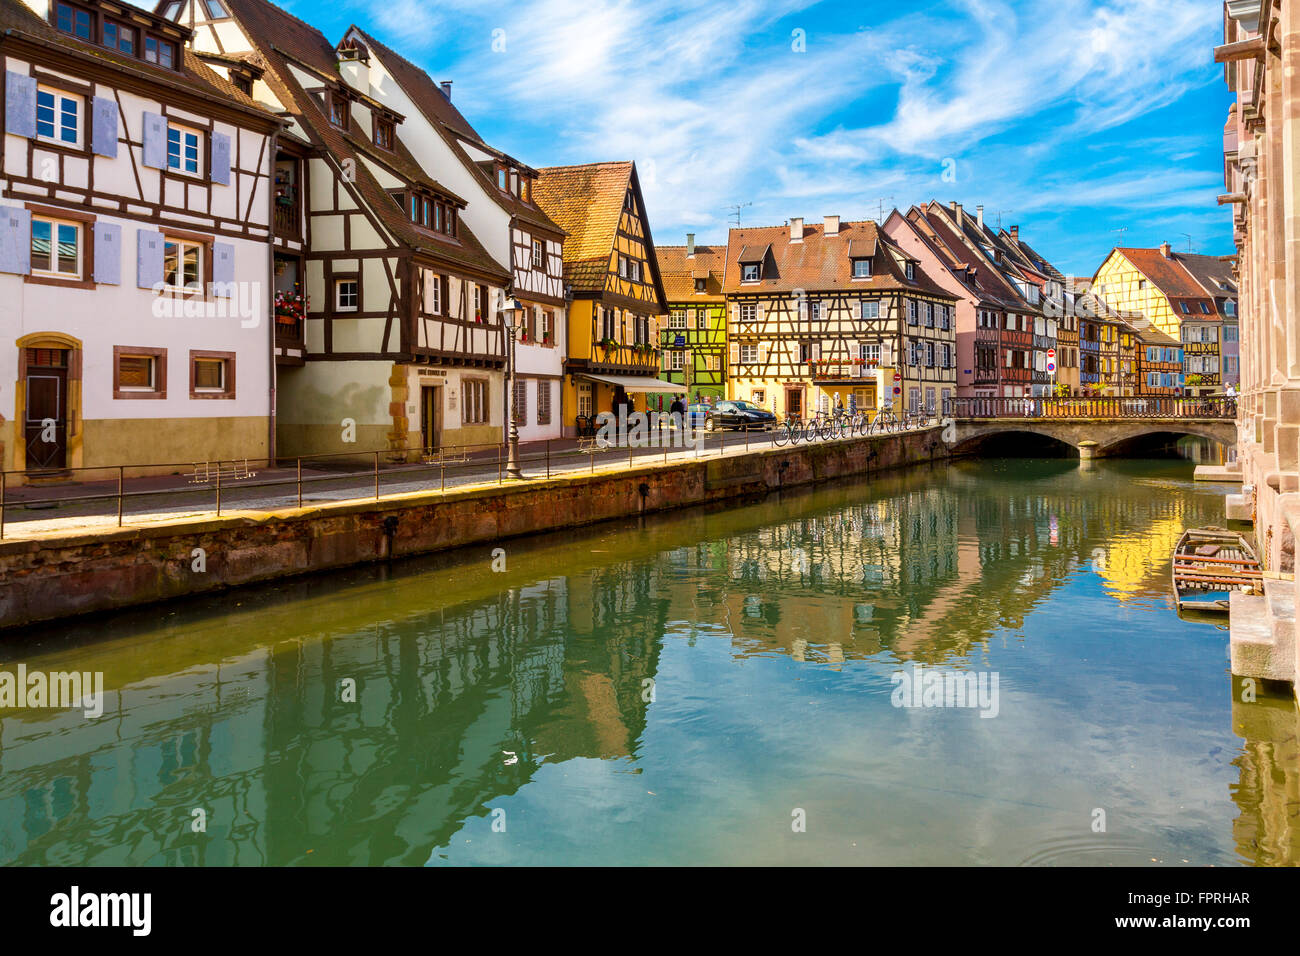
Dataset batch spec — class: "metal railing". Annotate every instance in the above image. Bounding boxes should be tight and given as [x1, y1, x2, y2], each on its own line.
[948, 395, 1237, 419]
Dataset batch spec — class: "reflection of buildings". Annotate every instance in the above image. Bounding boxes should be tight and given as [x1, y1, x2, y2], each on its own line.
[1230, 677, 1300, 866]
[0, 565, 664, 865]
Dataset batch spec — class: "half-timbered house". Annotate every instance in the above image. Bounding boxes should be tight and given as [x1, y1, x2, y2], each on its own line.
[656, 233, 726, 403]
[532, 161, 670, 435]
[332, 25, 568, 443]
[722, 216, 958, 420]
[0, 0, 280, 477]
[168, 0, 512, 458]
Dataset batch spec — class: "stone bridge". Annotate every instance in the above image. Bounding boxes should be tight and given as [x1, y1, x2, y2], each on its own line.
[945, 396, 1237, 458]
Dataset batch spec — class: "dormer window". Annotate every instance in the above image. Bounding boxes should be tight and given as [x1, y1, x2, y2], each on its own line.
[103, 20, 135, 55]
[852, 259, 872, 279]
[742, 263, 760, 282]
[695, 278, 706, 293]
[144, 36, 177, 69]
[374, 117, 394, 150]
[55, 2, 92, 40]
[328, 93, 348, 130]
[905, 262, 915, 281]
[497, 167, 508, 190]
[521, 178, 531, 203]
[203, 0, 229, 17]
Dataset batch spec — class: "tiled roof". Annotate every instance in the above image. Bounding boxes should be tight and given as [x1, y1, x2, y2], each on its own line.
[722, 219, 957, 298]
[345, 25, 564, 238]
[1, 0, 270, 118]
[1112, 247, 1209, 299]
[1176, 253, 1237, 296]
[219, 0, 508, 282]
[910, 204, 1026, 311]
[657, 244, 725, 302]
[532, 161, 633, 292]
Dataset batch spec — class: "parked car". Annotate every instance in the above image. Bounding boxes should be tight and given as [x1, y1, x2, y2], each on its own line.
[698, 400, 777, 431]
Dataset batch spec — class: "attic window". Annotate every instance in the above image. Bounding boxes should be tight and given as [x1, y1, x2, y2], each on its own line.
[521, 178, 531, 203]
[497, 167, 508, 190]
[741, 263, 760, 282]
[374, 117, 394, 150]
[203, 0, 228, 17]
[232, 73, 252, 95]
[852, 259, 872, 279]
[905, 262, 915, 281]
[694, 278, 706, 292]
[328, 93, 348, 129]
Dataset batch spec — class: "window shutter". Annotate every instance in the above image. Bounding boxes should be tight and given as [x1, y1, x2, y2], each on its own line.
[798, 299, 808, 321]
[91, 96, 118, 158]
[851, 299, 861, 320]
[881, 341, 894, 366]
[212, 241, 235, 295]
[811, 341, 821, 362]
[5, 72, 36, 138]
[759, 343, 769, 364]
[0, 205, 31, 275]
[730, 302, 737, 323]
[141, 112, 166, 169]
[729, 342, 738, 367]
[210, 131, 231, 186]
[756, 302, 765, 324]
[93, 222, 121, 284]
[137, 229, 164, 288]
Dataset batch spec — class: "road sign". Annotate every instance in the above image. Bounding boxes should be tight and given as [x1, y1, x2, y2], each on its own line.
[892, 386, 901, 395]
[893, 372, 901, 382]
[1047, 362, 1056, 373]
[1047, 348, 1056, 359]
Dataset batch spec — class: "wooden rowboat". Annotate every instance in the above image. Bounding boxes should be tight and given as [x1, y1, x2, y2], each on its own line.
[1172, 527, 1261, 613]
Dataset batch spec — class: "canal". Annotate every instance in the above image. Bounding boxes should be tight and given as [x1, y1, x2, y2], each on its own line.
[1, 452, 1295, 866]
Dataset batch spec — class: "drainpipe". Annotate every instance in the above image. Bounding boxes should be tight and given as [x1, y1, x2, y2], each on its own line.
[266, 130, 279, 466]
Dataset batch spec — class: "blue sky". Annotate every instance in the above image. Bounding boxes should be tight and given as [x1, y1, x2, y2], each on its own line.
[290, 0, 1232, 277]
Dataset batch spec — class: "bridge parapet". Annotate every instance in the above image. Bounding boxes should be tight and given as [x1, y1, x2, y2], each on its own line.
[948, 396, 1236, 421]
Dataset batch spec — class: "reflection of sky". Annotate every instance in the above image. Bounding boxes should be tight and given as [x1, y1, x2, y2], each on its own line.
[434, 534, 1242, 866]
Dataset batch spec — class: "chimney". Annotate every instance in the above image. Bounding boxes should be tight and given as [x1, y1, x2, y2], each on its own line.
[440, 81, 453, 101]
[790, 217, 804, 241]
[977, 205, 985, 230]
[686, 233, 695, 257]
[1010, 225, 1019, 241]
[951, 201, 962, 221]
[824, 215, 840, 236]
[1160, 241, 1171, 258]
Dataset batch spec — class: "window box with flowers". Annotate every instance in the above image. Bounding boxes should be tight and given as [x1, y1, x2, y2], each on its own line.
[600, 337, 618, 353]
[275, 289, 308, 326]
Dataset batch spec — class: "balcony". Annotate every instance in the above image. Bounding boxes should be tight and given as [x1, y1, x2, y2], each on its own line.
[811, 360, 876, 381]
[274, 194, 302, 240]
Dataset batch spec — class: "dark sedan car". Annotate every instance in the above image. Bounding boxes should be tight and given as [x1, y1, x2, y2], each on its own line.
[696, 400, 777, 431]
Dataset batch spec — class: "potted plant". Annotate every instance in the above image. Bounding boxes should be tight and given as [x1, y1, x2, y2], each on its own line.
[600, 337, 618, 352]
[274, 289, 308, 326]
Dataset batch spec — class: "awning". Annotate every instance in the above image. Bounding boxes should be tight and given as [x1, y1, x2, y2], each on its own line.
[579, 373, 681, 392]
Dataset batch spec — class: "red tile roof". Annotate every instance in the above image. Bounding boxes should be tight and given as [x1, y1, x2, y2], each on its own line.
[657, 244, 725, 302]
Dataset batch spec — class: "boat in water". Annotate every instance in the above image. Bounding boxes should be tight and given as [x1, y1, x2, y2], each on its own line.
[1172, 527, 1262, 613]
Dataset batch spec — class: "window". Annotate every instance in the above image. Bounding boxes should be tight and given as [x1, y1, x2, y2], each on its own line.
[163, 238, 203, 292]
[36, 87, 81, 147]
[907, 300, 918, 325]
[696, 310, 708, 330]
[742, 263, 760, 282]
[629, 260, 642, 283]
[925, 303, 935, 327]
[425, 271, 442, 314]
[925, 342, 935, 367]
[739, 344, 758, 364]
[702, 353, 720, 371]
[940, 305, 950, 330]
[852, 259, 871, 278]
[512, 379, 527, 422]
[861, 343, 880, 365]
[144, 36, 177, 69]
[232, 74, 252, 95]
[114, 346, 166, 399]
[474, 285, 485, 322]
[669, 311, 686, 330]
[739, 303, 757, 324]
[335, 278, 358, 311]
[203, 0, 228, 16]
[905, 262, 915, 281]
[190, 351, 234, 398]
[861, 299, 880, 319]
[162, 1, 181, 17]
[30, 218, 81, 278]
[55, 2, 92, 40]
[462, 379, 489, 424]
[1138, 279, 1147, 289]
[694, 278, 706, 293]
[497, 167, 508, 190]
[532, 239, 543, 269]
[103, 20, 135, 54]
[1224, 324, 1238, 342]
[537, 380, 552, 424]
[1179, 301, 1191, 314]
[328, 93, 348, 129]
[809, 300, 822, 321]
[670, 350, 685, 370]
[1200, 302, 1211, 314]
[374, 118, 394, 150]
[167, 124, 202, 175]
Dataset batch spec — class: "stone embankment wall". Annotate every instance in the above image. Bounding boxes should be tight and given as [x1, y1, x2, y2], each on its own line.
[0, 427, 949, 630]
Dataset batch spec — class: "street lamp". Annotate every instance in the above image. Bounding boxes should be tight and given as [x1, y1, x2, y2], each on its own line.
[501, 295, 525, 479]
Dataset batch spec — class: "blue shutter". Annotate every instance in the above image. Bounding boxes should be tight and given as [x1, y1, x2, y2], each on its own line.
[141, 112, 166, 169]
[209, 131, 231, 186]
[5, 71, 36, 138]
[90, 96, 118, 158]
[0, 205, 31, 275]
[212, 241, 234, 296]
[137, 229, 164, 288]
[93, 222, 121, 284]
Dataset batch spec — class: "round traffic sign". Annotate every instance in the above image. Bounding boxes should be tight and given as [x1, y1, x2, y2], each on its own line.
[1047, 348, 1056, 359]
[1047, 362, 1056, 373]
[893, 386, 901, 395]
[892, 372, 901, 382]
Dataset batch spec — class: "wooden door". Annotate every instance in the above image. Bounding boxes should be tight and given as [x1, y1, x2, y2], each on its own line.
[420, 385, 440, 454]
[785, 387, 803, 420]
[24, 348, 68, 471]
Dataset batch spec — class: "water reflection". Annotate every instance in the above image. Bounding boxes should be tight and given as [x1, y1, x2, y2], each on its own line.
[0, 455, 1295, 865]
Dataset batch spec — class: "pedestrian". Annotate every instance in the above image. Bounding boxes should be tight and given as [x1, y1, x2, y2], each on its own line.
[670, 394, 685, 417]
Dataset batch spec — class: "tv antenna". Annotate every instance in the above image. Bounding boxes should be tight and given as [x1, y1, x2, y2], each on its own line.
[867, 196, 896, 223]
[727, 202, 752, 228]
[995, 209, 1014, 230]
[1180, 232, 1194, 253]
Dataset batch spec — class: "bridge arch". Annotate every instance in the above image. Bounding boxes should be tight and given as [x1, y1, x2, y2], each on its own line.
[949, 419, 1235, 458]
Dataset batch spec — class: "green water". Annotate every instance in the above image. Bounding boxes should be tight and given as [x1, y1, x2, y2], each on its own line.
[1, 457, 1296, 866]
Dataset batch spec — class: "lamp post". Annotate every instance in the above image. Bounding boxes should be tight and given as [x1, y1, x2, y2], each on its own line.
[501, 295, 524, 479]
